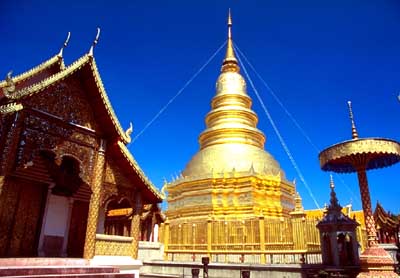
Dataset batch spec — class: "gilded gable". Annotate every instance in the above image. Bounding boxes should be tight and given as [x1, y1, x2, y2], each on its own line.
[24, 78, 99, 131]
[104, 157, 133, 189]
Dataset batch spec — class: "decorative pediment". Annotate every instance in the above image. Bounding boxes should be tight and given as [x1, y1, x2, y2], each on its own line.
[24, 79, 99, 131]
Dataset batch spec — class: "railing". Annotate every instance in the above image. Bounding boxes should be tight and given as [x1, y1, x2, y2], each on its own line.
[162, 217, 325, 264]
[165, 249, 322, 264]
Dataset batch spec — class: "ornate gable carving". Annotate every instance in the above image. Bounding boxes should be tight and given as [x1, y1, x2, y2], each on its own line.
[24, 78, 99, 131]
[104, 158, 132, 188]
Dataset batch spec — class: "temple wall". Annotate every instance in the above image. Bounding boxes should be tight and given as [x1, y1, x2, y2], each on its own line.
[138, 241, 164, 261]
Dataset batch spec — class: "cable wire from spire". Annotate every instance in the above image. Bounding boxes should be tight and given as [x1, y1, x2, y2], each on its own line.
[234, 44, 321, 209]
[234, 43, 360, 207]
[131, 41, 227, 144]
[234, 45, 319, 153]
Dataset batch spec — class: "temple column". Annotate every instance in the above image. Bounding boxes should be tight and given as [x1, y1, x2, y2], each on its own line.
[356, 168, 378, 247]
[61, 198, 74, 257]
[130, 192, 143, 259]
[83, 139, 106, 259]
[38, 183, 55, 256]
[163, 219, 170, 260]
[258, 214, 266, 264]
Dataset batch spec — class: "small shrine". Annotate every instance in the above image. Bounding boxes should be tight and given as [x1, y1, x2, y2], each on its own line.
[317, 176, 359, 268]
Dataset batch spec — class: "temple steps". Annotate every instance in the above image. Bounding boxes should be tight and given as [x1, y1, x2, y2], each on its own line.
[0, 258, 134, 278]
[0, 274, 133, 278]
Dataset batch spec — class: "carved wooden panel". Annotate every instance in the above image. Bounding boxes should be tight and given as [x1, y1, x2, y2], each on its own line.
[24, 79, 99, 131]
[15, 114, 97, 185]
[0, 177, 47, 257]
[102, 157, 136, 206]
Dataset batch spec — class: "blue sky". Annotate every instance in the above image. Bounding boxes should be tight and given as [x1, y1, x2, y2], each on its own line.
[1, 1, 400, 213]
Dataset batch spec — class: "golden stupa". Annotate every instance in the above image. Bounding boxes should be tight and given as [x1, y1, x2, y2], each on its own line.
[166, 12, 295, 221]
[161, 13, 369, 263]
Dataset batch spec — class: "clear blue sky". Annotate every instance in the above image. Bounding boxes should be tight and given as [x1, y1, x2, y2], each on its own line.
[1, 1, 400, 213]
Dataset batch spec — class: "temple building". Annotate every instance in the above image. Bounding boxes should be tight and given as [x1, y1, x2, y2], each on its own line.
[0, 33, 163, 259]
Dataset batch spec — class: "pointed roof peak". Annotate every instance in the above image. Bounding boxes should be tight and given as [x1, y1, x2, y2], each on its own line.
[89, 27, 101, 56]
[347, 101, 359, 140]
[58, 32, 71, 57]
[328, 175, 341, 211]
[221, 9, 239, 73]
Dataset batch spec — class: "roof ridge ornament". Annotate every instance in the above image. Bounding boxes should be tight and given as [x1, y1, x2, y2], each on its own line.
[125, 122, 133, 143]
[89, 27, 101, 56]
[347, 101, 359, 140]
[3, 71, 16, 97]
[58, 32, 71, 58]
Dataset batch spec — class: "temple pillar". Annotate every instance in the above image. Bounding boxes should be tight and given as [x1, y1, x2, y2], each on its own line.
[61, 198, 74, 257]
[83, 139, 106, 259]
[163, 219, 170, 260]
[97, 206, 105, 234]
[38, 183, 55, 256]
[130, 192, 142, 259]
[258, 214, 266, 264]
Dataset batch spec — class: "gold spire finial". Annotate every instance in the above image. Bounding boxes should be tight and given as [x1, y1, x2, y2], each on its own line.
[228, 8, 232, 39]
[347, 101, 359, 139]
[222, 9, 239, 73]
[89, 27, 101, 56]
[329, 174, 334, 189]
[58, 32, 71, 57]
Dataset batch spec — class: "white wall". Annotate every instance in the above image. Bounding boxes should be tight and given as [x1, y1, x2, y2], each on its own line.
[44, 194, 69, 236]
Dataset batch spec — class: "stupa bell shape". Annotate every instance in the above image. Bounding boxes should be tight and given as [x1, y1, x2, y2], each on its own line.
[183, 12, 283, 179]
[167, 12, 294, 219]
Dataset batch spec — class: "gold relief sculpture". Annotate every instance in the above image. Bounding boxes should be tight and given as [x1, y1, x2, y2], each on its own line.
[26, 80, 100, 131]
[15, 114, 97, 185]
[94, 234, 132, 256]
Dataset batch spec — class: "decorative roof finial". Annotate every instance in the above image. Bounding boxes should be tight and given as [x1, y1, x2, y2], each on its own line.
[228, 8, 232, 40]
[3, 70, 15, 97]
[89, 27, 101, 56]
[347, 101, 359, 140]
[328, 175, 341, 211]
[125, 122, 133, 142]
[329, 174, 334, 189]
[58, 32, 71, 57]
[221, 9, 239, 73]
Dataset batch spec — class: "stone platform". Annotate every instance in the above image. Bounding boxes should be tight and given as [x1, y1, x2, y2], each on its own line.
[141, 260, 331, 278]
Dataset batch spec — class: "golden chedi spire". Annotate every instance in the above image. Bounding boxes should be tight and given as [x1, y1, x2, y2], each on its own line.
[222, 9, 239, 73]
[182, 10, 283, 178]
